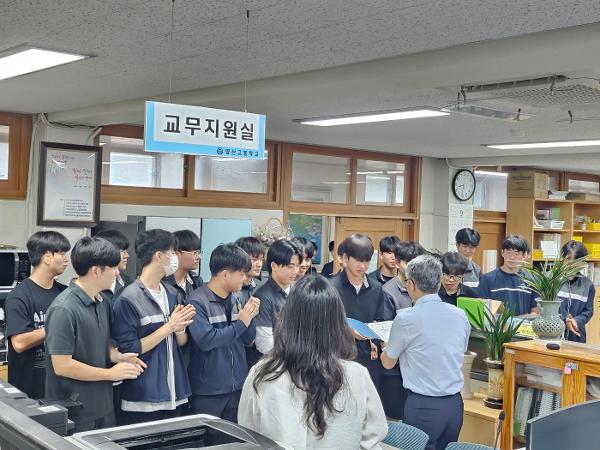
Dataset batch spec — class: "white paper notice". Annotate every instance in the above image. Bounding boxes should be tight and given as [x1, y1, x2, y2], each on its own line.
[368, 321, 393, 342]
[448, 204, 474, 251]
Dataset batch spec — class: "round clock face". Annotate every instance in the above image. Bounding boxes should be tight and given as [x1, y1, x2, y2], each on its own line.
[452, 170, 476, 201]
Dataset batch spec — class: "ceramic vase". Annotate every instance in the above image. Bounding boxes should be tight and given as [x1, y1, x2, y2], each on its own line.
[532, 299, 565, 340]
[484, 358, 504, 409]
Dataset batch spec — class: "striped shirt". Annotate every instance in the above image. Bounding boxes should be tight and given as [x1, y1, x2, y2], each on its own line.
[477, 267, 537, 316]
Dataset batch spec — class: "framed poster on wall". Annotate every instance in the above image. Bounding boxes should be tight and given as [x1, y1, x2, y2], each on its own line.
[37, 141, 102, 227]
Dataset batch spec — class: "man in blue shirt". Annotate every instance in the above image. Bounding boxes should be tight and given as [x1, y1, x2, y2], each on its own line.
[381, 255, 470, 450]
[477, 235, 539, 316]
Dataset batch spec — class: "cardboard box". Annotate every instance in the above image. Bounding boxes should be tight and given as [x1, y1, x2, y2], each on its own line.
[508, 170, 549, 198]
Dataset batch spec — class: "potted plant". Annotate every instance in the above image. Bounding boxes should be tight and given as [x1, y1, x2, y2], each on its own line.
[519, 256, 587, 340]
[466, 306, 523, 409]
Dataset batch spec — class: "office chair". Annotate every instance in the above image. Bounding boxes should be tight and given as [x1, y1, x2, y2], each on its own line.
[445, 442, 495, 450]
[383, 421, 429, 450]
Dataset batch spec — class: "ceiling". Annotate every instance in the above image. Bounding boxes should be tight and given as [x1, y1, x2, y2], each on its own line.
[3, 0, 600, 169]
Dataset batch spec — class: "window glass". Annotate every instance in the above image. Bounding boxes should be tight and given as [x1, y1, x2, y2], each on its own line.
[569, 179, 599, 193]
[291, 153, 350, 203]
[474, 171, 507, 211]
[356, 159, 405, 205]
[0, 125, 8, 180]
[194, 152, 268, 193]
[100, 135, 184, 189]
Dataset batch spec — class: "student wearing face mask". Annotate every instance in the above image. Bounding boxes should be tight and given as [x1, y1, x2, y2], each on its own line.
[112, 229, 196, 425]
[164, 230, 203, 299]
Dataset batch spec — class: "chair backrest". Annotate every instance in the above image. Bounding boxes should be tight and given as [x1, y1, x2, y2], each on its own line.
[445, 442, 495, 450]
[383, 421, 429, 450]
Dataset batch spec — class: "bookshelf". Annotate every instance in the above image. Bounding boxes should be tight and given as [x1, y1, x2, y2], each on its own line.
[502, 340, 600, 450]
[507, 197, 600, 263]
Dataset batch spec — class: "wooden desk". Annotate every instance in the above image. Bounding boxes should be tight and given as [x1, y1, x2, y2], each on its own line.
[460, 392, 500, 446]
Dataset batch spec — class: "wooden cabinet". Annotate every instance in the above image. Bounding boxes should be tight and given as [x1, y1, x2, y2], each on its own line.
[0, 365, 7, 382]
[501, 340, 600, 450]
[460, 393, 501, 447]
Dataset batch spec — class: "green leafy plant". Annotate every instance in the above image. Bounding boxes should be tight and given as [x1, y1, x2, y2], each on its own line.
[466, 307, 523, 362]
[519, 256, 587, 302]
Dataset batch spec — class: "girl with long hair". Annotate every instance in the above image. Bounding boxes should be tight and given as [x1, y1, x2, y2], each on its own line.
[238, 275, 387, 449]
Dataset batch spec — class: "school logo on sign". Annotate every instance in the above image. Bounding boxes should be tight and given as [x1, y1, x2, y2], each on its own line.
[144, 101, 266, 159]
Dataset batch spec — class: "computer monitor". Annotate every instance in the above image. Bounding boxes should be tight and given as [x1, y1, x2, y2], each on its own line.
[527, 399, 600, 450]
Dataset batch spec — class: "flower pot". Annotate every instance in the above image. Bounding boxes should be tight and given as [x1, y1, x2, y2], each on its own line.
[484, 358, 504, 409]
[462, 351, 477, 400]
[532, 299, 565, 340]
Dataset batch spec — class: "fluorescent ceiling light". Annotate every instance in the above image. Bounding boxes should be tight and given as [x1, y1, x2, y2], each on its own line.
[475, 170, 508, 177]
[0, 47, 88, 81]
[485, 139, 600, 150]
[294, 108, 449, 126]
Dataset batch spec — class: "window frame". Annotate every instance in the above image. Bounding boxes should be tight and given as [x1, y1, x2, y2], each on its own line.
[282, 143, 420, 218]
[98, 125, 281, 209]
[0, 112, 32, 200]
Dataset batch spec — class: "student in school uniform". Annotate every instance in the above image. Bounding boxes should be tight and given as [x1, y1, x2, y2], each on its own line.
[96, 229, 133, 304]
[558, 240, 595, 343]
[112, 229, 196, 425]
[477, 235, 539, 316]
[6, 231, 70, 399]
[292, 237, 317, 279]
[438, 252, 478, 307]
[186, 244, 261, 421]
[382, 242, 426, 315]
[330, 234, 393, 396]
[369, 235, 401, 285]
[163, 230, 203, 300]
[455, 228, 482, 288]
[252, 240, 302, 362]
[320, 241, 336, 278]
[95, 229, 135, 424]
[235, 236, 265, 305]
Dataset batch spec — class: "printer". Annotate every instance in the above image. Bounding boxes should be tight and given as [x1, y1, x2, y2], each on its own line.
[66, 415, 285, 449]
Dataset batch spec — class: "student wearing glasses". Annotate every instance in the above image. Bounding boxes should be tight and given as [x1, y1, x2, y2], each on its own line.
[438, 252, 478, 306]
[164, 229, 203, 299]
[477, 235, 539, 316]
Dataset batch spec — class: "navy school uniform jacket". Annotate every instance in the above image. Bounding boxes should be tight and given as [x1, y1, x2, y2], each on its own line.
[187, 284, 256, 396]
[558, 274, 595, 343]
[112, 279, 191, 404]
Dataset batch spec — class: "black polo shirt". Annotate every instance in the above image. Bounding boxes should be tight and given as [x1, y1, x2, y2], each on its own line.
[330, 271, 392, 359]
[438, 283, 478, 306]
[45, 281, 113, 425]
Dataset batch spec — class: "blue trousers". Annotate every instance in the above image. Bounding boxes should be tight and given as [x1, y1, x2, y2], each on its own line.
[404, 391, 464, 450]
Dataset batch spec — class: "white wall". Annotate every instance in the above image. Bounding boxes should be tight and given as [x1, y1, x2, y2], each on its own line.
[418, 158, 474, 252]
